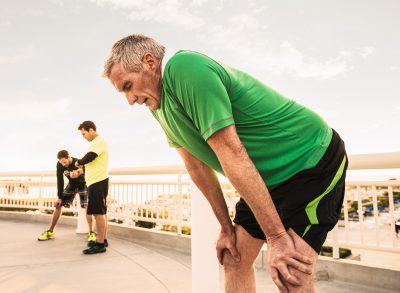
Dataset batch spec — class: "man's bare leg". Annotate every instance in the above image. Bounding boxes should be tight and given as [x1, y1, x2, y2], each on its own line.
[49, 206, 62, 231]
[86, 214, 94, 231]
[223, 225, 264, 293]
[104, 214, 108, 240]
[278, 229, 318, 293]
[94, 214, 106, 243]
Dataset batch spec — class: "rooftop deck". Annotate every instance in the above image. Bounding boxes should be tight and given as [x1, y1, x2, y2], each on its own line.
[1, 217, 398, 293]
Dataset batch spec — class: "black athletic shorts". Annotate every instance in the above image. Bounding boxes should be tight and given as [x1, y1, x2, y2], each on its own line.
[87, 178, 109, 215]
[61, 184, 88, 208]
[233, 129, 348, 253]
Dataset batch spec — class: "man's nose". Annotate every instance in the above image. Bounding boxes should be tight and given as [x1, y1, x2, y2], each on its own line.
[126, 94, 137, 105]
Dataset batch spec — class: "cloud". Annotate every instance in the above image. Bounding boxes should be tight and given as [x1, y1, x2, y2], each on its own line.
[0, 53, 32, 65]
[0, 96, 72, 124]
[360, 46, 375, 58]
[86, 0, 372, 80]
[200, 21, 354, 80]
[89, 0, 206, 29]
[275, 41, 353, 79]
[0, 47, 36, 65]
[0, 20, 11, 27]
[228, 14, 259, 29]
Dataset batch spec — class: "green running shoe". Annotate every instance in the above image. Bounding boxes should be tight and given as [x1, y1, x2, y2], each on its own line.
[38, 230, 55, 241]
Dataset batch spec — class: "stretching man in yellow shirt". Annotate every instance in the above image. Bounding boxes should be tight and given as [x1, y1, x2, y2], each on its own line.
[76, 121, 109, 254]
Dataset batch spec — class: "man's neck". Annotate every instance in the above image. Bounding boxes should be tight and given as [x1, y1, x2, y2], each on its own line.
[161, 48, 178, 77]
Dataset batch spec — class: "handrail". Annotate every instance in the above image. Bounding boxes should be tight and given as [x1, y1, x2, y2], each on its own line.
[1, 152, 399, 177]
[348, 152, 400, 170]
[0, 165, 187, 177]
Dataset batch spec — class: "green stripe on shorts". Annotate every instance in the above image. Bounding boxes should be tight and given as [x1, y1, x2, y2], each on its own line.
[302, 156, 347, 237]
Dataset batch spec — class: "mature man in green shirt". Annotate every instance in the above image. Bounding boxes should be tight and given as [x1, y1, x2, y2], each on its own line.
[102, 35, 348, 293]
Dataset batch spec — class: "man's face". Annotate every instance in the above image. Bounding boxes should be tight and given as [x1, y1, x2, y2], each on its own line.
[80, 129, 95, 142]
[59, 158, 70, 168]
[109, 53, 162, 111]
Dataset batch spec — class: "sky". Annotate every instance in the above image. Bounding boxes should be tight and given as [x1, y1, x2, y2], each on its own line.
[0, 0, 399, 172]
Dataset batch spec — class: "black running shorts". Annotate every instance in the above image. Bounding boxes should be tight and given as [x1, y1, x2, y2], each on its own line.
[87, 178, 109, 215]
[233, 129, 348, 253]
[61, 184, 88, 208]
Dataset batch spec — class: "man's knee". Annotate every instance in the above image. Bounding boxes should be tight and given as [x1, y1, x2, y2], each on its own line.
[284, 265, 315, 293]
[222, 249, 254, 272]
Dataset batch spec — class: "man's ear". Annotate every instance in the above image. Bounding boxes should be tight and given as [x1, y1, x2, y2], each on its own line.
[143, 53, 157, 69]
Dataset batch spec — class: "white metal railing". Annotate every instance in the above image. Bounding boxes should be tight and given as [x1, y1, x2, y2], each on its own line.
[0, 153, 399, 256]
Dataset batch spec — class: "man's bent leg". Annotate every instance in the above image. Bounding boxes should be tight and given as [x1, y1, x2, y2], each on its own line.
[279, 229, 318, 293]
[49, 206, 62, 231]
[223, 224, 264, 293]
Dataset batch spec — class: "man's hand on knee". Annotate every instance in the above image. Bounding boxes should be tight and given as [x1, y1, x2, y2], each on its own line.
[216, 228, 241, 265]
[266, 230, 313, 292]
[54, 199, 62, 208]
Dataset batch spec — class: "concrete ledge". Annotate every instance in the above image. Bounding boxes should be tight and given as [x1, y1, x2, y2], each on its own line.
[316, 256, 400, 292]
[0, 210, 77, 227]
[0, 211, 191, 254]
[108, 223, 191, 254]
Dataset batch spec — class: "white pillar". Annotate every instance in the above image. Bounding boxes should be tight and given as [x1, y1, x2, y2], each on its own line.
[190, 181, 220, 293]
[76, 196, 89, 234]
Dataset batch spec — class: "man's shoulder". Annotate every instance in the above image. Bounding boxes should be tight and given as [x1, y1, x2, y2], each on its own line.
[96, 136, 108, 146]
[91, 136, 108, 151]
[169, 50, 214, 69]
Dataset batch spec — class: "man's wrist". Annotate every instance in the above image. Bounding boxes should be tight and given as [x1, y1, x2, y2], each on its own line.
[266, 229, 287, 242]
[221, 224, 235, 235]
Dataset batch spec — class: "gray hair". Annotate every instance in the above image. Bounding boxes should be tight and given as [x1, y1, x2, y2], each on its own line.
[103, 34, 165, 78]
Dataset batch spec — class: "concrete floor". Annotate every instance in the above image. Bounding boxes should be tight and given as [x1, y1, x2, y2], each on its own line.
[0, 219, 397, 293]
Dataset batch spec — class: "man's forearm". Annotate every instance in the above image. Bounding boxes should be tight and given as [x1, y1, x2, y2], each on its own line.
[221, 148, 286, 238]
[77, 152, 97, 165]
[177, 148, 233, 233]
[207, 125, 286, 239]
[56, 170, 64, 199]
[187, 164, 233, 233]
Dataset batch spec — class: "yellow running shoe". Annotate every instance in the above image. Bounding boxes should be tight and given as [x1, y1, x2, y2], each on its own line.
[87, 231, 97, 247]
[38, 230, 55, 241]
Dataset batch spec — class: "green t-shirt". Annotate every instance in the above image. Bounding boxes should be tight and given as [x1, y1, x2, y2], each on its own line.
[152, 51, 332, 189]
[85, 136, 109, 186]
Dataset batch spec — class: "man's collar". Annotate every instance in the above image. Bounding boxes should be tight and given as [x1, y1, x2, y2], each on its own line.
[161, 48, 178, 77]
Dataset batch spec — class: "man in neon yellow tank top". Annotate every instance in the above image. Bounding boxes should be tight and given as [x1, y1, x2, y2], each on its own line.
[103, 35, 348, 293]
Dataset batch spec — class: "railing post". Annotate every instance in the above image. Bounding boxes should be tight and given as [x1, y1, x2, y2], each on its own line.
[332, 223, 340, 259]
[177, 172, 183, 235]
[372, 186, 379, 246]
[343, 193, 349, 242]
[38, 176, 44, 213]
[388, 186, 396, 247]
[357, 186, 364, 244]
[190, 180, 220, 293]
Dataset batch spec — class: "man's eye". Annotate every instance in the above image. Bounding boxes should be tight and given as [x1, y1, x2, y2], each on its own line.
[123, 83, 132, 91]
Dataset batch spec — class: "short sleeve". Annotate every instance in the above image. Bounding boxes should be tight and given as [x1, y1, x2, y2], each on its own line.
[166, 135, 181, 148]
[169, 52, 234, 141]
[89, 138, 105, 155]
